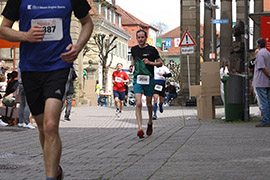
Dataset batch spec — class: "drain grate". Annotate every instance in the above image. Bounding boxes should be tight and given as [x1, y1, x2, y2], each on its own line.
[0, 164, 21, 170]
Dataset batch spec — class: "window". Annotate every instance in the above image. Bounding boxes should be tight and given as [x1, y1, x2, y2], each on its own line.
[128, 52, 132, 62]
[162, 42, 169, 52]
[118, 15, 121, 28]
[113, 12, 116, 24]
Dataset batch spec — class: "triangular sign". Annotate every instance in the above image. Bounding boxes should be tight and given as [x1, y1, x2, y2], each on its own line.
[179, 30, 196, 47]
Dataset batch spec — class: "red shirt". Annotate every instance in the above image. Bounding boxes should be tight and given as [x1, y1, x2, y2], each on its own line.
[112, 70, 129, 92]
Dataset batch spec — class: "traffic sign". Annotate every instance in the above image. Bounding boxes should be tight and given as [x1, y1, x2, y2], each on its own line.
[213, 19, 229, 24]
[181, 46, 194, 54]
[179, 29, 196, 47]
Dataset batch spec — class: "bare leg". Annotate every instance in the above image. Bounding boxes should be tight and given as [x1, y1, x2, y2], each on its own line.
[159, 96, 164, 104]
[153, 94, 158, 103]
[114, 97, 119, 110]
[146, 96, 153, 124]
[120, 100, 124, 111]
[135, 93, 143, 129]
[42, 98, 63, 178]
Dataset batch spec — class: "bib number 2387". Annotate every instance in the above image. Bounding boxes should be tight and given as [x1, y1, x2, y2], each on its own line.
[31, 18, 63, 41]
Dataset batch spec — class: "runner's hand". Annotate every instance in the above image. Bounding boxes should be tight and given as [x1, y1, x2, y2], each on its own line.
[142, 58, 150, 65]
[25, 25, 45, 43]
[60, 44, 81, 63]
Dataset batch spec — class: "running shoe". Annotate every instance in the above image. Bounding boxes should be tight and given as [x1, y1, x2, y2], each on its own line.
[24, 123, 35, 129]
[117, 111, 122, 117]
[146, 123, 153, 136]
[57, 165, 64, 180]
[115, 109, 119, 116]
[159, 103, 164, 113]
[153, 115, 157, 120]
[137, 129, 144, 139]
[64, 116, 71, 121]
[17, 122, 24, 127]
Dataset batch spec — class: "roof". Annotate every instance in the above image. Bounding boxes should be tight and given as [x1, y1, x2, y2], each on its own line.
[115, 5, 158, 31]
[157, 26, 180, 39]
[249, 11, 270, 27]
[0, 39, 20, 48]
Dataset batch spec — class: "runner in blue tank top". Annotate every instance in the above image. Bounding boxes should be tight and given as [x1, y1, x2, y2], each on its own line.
[0, 1, 93, 179]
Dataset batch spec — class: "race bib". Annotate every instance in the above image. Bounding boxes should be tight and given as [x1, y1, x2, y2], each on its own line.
[137, 75, 150, 85]
[31, 18, 63, 41]
[115, 77, 122, 83]
[154, 84, 163, 91]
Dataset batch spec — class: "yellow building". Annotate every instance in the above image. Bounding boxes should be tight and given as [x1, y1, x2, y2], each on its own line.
[0, 0, 130, 106]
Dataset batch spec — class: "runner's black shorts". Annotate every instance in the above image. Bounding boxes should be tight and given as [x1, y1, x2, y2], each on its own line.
[153, 80, 166, 97]
[21, 68, 71, 116]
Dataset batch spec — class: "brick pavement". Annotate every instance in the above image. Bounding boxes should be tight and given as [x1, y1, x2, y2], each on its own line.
[0, 105, 269, 180]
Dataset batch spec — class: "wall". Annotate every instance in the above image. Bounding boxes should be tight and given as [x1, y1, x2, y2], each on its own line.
[265, 0, 270, 11]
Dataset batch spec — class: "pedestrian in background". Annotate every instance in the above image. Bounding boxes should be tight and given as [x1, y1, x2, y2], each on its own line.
[64, 68, 77, 121]
[220, 58, 229, 104]
[0, 73, 8, 127]
[131, 29, 162, 138]
[152, 64, 171, 120]
[112, 63, 129, 117]
[249, 49, 262, 116]
[0, 60, 6, 74]
[18, 68, 35, 129]
[165, 82, 177, 105]
[95, 80, 101, 106]
[252, 38, 270, 127]
[0, 0, 93, 179]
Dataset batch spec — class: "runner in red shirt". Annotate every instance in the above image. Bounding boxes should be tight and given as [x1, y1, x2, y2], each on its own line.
[112, 63, 129, 117]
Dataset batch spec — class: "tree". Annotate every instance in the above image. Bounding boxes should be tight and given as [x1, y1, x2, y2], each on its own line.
[150, 22, 169, 36]
[92, 33, 117, 91]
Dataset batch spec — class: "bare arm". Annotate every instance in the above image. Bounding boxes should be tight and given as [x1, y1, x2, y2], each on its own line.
[60, 14, 94, 63]
[142, 57, 163, 67]
[0, 17, 44, 42]
[262, 67, 270, 79]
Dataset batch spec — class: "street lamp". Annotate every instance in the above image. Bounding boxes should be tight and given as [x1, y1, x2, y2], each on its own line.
[244, 0, 250, 121]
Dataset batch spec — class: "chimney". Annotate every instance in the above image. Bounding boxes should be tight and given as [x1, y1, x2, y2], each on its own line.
[112, 0, 115, 5]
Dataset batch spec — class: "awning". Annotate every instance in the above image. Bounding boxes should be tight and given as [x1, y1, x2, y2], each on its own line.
[249, 11, 270, 28]
[0, 39, 20, 48]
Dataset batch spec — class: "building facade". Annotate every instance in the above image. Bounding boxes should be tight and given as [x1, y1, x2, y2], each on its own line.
[115, 5, 158, 67]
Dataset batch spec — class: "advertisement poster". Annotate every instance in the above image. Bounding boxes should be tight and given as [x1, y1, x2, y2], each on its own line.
[261, 17, 270, 52]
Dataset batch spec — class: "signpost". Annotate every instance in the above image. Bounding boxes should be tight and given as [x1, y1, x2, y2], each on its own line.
[179, 29, 197, 99]
[213, 19, 229, 24]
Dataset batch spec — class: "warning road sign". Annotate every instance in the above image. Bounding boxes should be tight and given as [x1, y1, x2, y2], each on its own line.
[179, 29, 196, 47]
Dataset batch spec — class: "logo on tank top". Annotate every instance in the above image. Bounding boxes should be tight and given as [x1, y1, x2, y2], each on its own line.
[27, 5, 66, 10]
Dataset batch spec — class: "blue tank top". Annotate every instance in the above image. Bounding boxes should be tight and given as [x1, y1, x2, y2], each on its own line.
[19, 0, 73, 72]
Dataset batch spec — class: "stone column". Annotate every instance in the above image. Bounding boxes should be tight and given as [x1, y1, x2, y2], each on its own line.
[253, 0, 263, 47]
[70, 15, 85, 105]
[220, 0, 233, 61]
[180, 0, 201, 103]
[204, 0, 217, 61]
[204, 0, 211, 62]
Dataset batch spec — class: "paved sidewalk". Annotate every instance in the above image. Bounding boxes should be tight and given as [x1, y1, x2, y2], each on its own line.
[0, 105, 269, 180]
